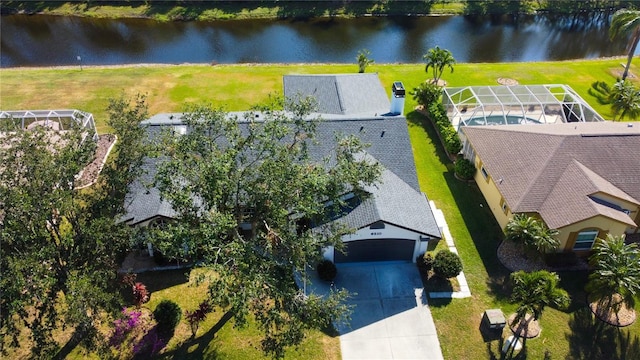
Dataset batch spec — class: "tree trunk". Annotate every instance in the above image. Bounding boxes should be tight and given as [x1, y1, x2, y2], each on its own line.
[622, 29, 640, 81]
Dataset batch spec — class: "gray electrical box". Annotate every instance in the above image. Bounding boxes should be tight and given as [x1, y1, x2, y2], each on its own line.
[482, 309, 506, 330]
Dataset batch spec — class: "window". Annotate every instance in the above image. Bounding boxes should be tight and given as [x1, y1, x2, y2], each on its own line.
[480, 166, 489, 181]
[500, 198, 508, 214]
[573, 230, 599, 250]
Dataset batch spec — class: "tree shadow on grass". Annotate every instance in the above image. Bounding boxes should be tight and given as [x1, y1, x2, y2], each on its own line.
[566, 306, 640, 360]
[407, 110, 512, 300]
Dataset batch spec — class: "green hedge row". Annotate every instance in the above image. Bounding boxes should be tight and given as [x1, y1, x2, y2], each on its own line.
[427, 102, 462, 156]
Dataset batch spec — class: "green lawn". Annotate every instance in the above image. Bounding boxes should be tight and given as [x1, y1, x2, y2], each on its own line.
[3, 58, 640, 359]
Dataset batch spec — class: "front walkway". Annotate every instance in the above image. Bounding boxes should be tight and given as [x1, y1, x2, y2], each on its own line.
[429, 200, 472, 299]
[305, 262, 444, 360]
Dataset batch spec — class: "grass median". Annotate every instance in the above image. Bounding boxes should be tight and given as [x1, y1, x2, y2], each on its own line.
[2, 58, 639, 359]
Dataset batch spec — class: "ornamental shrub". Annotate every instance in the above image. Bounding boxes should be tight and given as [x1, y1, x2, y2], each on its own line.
[317, 259, 337, 282]
[433, 250, 463, 279]
[455, 158, 476, 180]
[423, 252, 434, 271]
[153, 300, 182, 336]
[411, 82, 442, 106]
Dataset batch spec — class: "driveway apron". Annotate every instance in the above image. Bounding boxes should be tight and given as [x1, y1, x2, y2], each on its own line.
[305, 262, 444, 360]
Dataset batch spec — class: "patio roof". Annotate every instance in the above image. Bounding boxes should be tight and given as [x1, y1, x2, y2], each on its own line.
[443, 84, 604, 130]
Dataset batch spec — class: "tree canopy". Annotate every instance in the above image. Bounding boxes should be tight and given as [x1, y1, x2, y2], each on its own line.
[423, 46, 456, 84]
[587, 234, 640, 322]
[149, 97, 382, 358]
[0, 95, 148, 358]
[504, 214, 560, 258]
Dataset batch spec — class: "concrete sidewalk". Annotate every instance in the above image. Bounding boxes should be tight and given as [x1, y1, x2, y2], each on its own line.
[305, 262, 444, 360]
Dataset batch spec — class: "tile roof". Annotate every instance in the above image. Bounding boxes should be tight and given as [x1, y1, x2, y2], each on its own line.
[462, 122, 640, 229]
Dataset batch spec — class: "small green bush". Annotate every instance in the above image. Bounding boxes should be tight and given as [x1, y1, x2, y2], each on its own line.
[153, 300, 182, 335]
[455, 158, 476, 180]
[411, 82, 442, 106]
[433, 250, 463, 279]
[317, 259, 337, 282]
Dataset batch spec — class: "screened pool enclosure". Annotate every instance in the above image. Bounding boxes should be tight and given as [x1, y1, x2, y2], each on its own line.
[443, 84, 604, 130]
[0, 109, 98, 141]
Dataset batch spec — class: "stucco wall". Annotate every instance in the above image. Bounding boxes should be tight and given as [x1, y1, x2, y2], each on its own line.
[472, 156, 511, 231]
[558, 216, 631, 253]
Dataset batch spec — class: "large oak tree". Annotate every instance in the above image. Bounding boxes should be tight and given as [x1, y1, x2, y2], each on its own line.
[150, 97, 381, 358]
[0, 95, 148, 358]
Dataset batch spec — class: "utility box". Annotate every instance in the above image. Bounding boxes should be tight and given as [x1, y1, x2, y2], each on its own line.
[482, 309, 506, 330]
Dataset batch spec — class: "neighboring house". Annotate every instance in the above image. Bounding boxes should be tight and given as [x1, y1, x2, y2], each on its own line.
[123, 74, 441, 263]
[461, 121, 640, 254]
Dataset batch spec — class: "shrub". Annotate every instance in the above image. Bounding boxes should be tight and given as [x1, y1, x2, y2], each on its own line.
[185, 301, 213, 338]
[317, 259, 337, 282]
[423, 253, 434, 271]
[433, 250, 463, 279]
[455, 158, 476, 180]
[153, 300, 182, 336]
[411, 82, 442, 106]
[426, 101, 462, 155]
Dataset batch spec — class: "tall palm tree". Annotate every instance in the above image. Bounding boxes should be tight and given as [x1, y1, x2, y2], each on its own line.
[586, 234, 640, 323]
[423, 46, 456, 84]
[509, 270, 570, 352]
[609, 9, 640, 81]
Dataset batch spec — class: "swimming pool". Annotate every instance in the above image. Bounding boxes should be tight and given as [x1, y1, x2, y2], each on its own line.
[461, 115, 542, 126]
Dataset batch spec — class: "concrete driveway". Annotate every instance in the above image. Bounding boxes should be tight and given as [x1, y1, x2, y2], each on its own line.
[305, 262, 444, 360]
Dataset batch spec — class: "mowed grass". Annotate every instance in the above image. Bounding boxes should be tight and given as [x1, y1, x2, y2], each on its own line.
[2, 58, 635, 133]
[3, 58, 640, 359]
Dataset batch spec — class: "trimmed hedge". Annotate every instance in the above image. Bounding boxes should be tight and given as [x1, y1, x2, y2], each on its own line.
[411, 82, 442, 106]
[433, 250, 463, 279]
[427, 102, 462, 156]
[153, 300, 182, 336]
[454, 158, 476, 180]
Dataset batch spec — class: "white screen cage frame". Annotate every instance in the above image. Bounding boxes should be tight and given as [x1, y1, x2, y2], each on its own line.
[0, 109, 98, 142]
[442, 84, 604, 131]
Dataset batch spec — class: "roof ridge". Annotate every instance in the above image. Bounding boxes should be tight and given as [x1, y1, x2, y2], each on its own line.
[573, 160, 640, 205]
[512, 133, 566, 210]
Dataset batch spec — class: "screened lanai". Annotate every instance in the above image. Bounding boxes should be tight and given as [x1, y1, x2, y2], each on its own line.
[443, 84, 604, 131]
[0, 109, 98, 141]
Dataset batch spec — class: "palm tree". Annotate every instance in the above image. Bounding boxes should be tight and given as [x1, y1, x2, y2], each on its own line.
[609, 9, 640, 81]
[356, 49, 374, 73]
[423, 46, 456, 84]
[586, 234, 640, 324]
[505, 214, 559, 258]
[509, 270, 570, 353]
[589, 79, 640, 121]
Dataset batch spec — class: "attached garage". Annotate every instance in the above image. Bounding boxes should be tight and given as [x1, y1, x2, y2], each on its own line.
[334, 239, 415, 263]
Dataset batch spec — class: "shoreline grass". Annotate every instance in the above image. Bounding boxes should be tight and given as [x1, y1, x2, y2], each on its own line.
[2, 58, 640, 359]
[2, 1, 466, 21]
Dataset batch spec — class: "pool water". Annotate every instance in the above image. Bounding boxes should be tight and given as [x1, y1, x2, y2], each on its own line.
[462, 115, 542, 126]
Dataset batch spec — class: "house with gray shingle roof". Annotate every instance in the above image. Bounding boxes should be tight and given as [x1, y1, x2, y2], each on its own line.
[123, 74, 441, 263]
[461, 121, 640, 254]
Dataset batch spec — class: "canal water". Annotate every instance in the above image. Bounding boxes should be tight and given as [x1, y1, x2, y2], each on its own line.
[0, 14, 632, 67]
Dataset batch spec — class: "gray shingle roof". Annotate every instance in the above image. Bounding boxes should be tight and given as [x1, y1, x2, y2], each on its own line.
[124, 74, 441, 239]
[462, 122, 640, 229]
[283, 74, 391, 116]
[335, 167, 440, 237]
